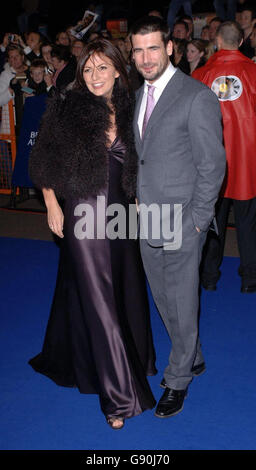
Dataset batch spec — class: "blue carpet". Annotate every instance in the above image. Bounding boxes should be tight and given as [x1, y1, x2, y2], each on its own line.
[0, 237, 255, 450]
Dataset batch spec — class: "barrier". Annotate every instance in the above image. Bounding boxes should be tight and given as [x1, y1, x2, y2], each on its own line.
[0, 100, 16, 194]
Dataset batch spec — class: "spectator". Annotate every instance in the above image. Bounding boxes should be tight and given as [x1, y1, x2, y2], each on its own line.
[66, 25, 77, 45]
[172, 20, 190, 39]
[250, 23, 256, 61]
[193, 21, 256, 293]
[237, 5, 255, 58]
[101, 30, 112, 40]
[201, 25, 210, 40]
[71, 39, 84, 63]
[180, 14, 194, 39]
[17, 31, 43, 62]
[46, 44, 76, 93]
[40, 41, 54, 73]
[186, 39, 206, 73]
[171, 38, 190, 74]
[208, 17, 223, 43]
[55, 30, 71, 47]
[114, 35, 143, 91]
[204, 39, 216, 61]
[25, 58, 48, 95]
[0, 44, 28, 107]
[88, 32, 101, 42]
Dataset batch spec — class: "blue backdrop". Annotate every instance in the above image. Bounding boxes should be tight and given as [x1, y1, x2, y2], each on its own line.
[12, 93, 47, 188]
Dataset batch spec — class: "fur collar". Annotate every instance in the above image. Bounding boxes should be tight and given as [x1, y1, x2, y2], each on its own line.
[29, 84, 138, 200]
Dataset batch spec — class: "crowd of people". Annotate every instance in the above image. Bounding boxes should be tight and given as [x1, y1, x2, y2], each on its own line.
[1, 1, 256, 431]
[1, 1, 256, 123]
[0, 0, 256, 122]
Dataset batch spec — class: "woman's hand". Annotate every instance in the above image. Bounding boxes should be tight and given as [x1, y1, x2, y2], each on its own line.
[15, 34, 26, 49]
[47, 201, 64, 238]
[42, 188, 64, 238]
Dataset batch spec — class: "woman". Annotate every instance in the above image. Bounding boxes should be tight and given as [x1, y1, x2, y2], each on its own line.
[171, 38, 190, 75]
[28, 39, 157, 430]
[55, 30, 71, 47]
[71, 39, 85, 64]
[186, 39, 206, 74]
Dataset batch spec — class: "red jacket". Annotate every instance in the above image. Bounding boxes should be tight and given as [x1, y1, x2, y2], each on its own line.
[193, 49, 256, 200]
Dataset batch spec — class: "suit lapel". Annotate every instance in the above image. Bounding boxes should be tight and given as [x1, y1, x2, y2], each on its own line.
[144, 69, 184, 139]
[133, 86, 144, 145]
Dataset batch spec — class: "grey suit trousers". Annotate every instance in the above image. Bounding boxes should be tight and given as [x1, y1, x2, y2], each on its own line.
[140, 228, 206, 390]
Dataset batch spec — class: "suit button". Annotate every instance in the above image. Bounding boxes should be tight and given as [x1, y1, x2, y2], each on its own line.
[140, 160, 144, 165]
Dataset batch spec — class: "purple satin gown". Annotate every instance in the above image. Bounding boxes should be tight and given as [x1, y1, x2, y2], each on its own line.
[29, 137, 157, 419]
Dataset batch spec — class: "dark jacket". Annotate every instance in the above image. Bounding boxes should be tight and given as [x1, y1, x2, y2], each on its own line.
[29, 84, 138, 200]
[55, 58, 77, 92]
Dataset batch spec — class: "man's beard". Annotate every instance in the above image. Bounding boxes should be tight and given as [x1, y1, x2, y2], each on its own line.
[138, 59, 169, 82]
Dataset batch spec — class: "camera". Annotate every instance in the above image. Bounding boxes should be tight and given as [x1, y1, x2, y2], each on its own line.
[45, 67, 53, 75]
[8, 34, 15, 42]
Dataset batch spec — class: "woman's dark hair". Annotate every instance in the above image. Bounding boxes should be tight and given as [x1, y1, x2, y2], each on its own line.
[40, 40, 53, 54]
[172, 37, 188, 55]
[73, 38, 130, 93]
[187, 39, 206, 55]
[50, 44, 72, 62]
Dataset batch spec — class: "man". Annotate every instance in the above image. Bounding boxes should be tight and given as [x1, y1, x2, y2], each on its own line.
[250, 22, 256, 61]
[180, 14, 194, 39]
[130, 16, 226, 418]
[208, 17, 223, 43]
[0, 45, 27, 106]
[172, 20, 190, 39]
[193, 21, 256, 293]
[237, 5, 255, 58]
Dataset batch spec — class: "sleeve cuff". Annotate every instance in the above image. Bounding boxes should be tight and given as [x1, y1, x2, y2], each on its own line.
[24, 46, 32, 54]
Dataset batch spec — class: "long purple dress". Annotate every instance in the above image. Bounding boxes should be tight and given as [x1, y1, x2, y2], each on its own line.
[29, 137, 157, 419]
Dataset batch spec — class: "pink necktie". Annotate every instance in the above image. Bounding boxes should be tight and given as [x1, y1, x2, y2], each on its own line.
[142, 84, 155, 138]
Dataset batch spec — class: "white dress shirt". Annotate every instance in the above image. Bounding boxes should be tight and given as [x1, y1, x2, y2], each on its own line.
[138, 62, 177, 137]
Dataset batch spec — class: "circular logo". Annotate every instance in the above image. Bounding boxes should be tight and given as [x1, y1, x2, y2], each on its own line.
[211, 75, 243, 101]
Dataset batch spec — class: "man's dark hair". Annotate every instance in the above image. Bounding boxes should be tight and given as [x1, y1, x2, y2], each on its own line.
[29, 58, 47, 69]
[50, 44, 72, 62]
[239, 5, 255, 18]
[173, 20, 189, 33]
[210, 16, 223, 25]
[179, 15, 193, 23]
[216, 21, 244, 48]
[130, 15, 170, 46]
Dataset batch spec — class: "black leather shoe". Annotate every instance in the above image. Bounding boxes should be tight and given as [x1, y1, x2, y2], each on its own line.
[155, 387, 188, 418]
[160, 362, 206, 388]
[241, 284, 256, 293]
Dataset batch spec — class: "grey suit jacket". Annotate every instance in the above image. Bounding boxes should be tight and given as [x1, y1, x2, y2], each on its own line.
[134, 68, 226, 247]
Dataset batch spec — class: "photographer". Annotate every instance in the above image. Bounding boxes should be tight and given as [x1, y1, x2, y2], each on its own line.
[43, 44, 76, 93]
[0, 44, 28, 107]
[0, 32, 43, 64]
